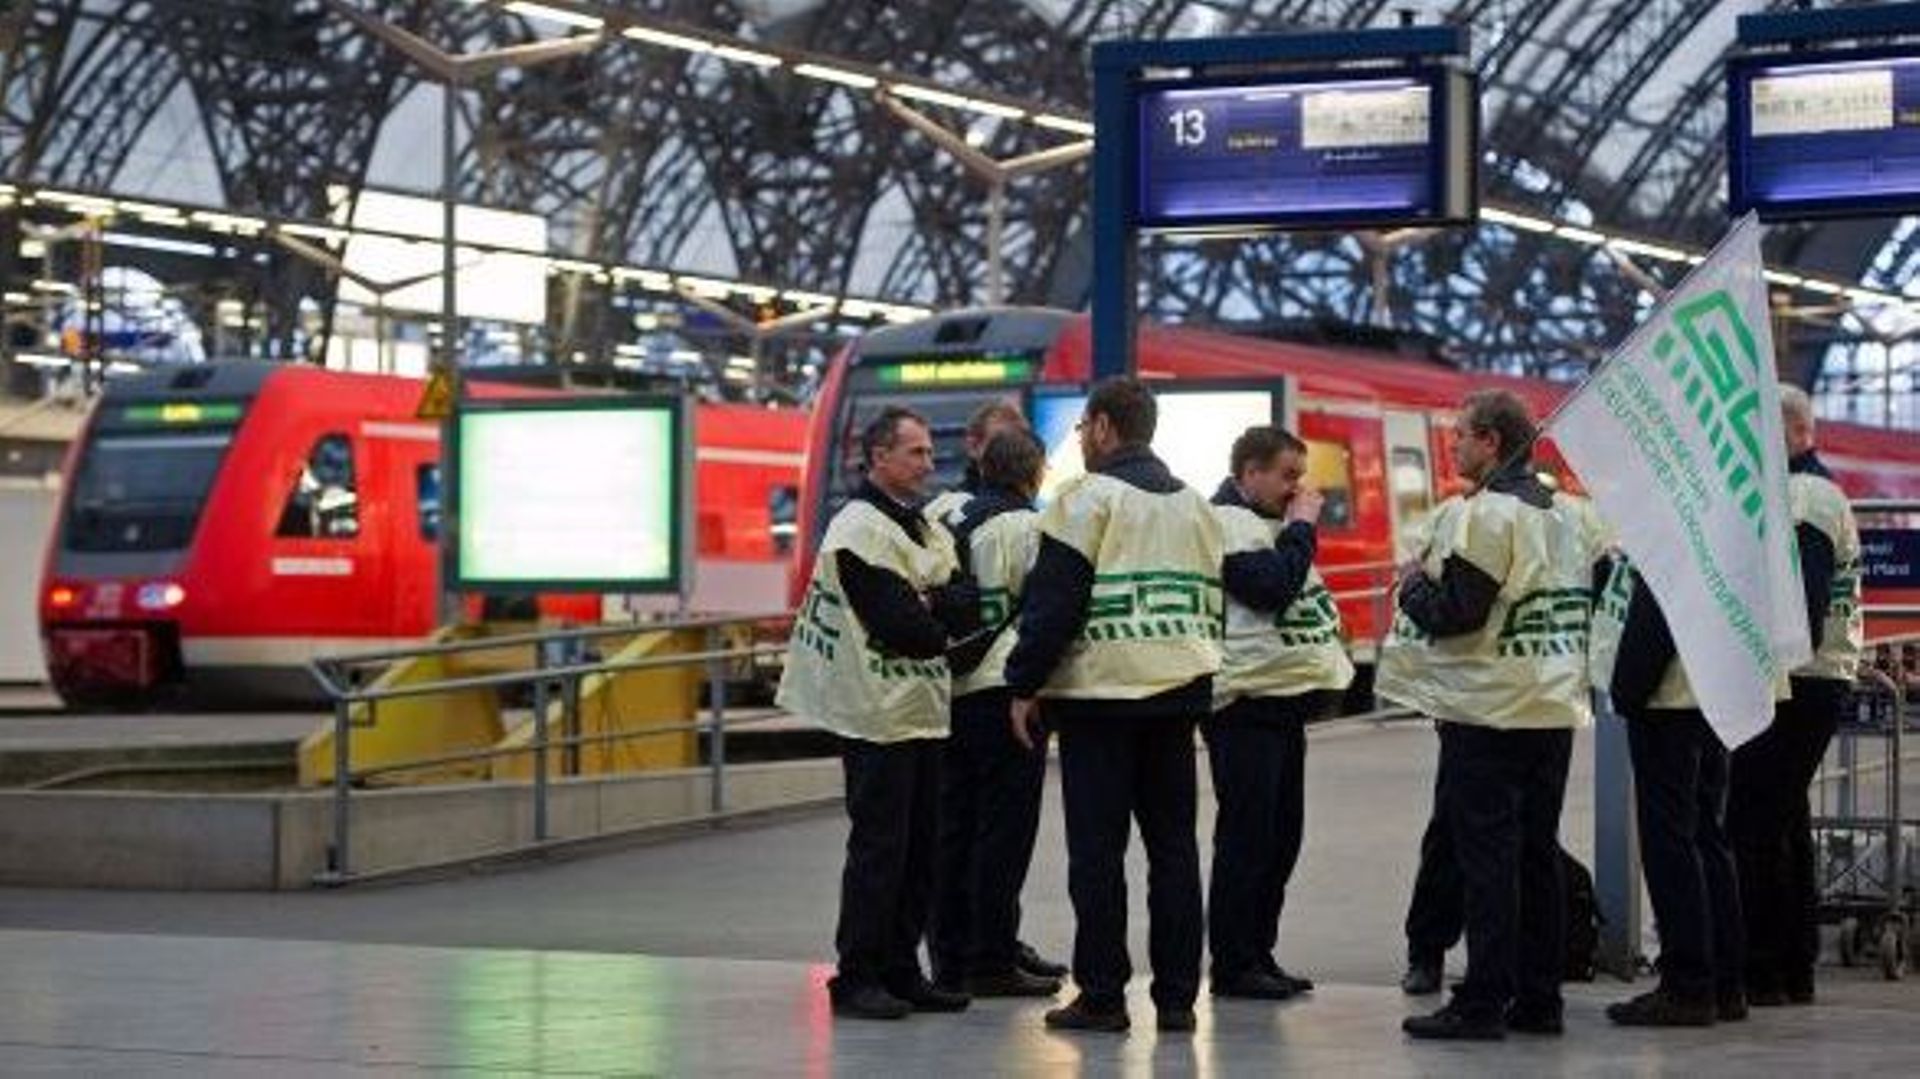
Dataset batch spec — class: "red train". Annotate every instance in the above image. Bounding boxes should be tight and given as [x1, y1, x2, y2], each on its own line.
[797, 307, 1920, 660]
[38, 364, 805, 708]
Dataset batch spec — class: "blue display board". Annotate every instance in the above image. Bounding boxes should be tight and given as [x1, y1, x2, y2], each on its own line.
[1135, 66, 1475, 233]
[1729, 46, 1920, 219]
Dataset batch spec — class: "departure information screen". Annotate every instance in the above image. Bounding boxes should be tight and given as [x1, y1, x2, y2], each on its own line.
[1135, 67, 1474, 232]
[1730, 48, 1920, 218]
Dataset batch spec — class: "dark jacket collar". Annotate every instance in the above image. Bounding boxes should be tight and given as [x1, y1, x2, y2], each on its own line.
[1211, 477, 1279, 518]
[1093, 444, 1183, 494]
[855, 477, 927, 544]
[1479, 456, 1553, 510]
[1790, 449, 1832, 479]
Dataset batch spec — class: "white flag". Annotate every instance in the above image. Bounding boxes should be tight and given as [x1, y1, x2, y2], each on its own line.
[1547, 213, 1810, 748]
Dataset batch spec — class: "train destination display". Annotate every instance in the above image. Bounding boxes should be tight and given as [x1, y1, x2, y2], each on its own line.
[1730, 48, 1920, 218]
[1135, 66, 1475, 232]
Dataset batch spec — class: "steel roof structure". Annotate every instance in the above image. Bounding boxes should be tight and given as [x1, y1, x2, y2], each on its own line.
[1, 0, 1914, 419]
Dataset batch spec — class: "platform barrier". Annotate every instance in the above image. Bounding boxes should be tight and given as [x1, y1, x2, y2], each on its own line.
[304, 612, 794, 883]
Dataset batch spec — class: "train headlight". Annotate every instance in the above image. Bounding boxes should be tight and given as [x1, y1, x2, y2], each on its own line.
[46, 585, 78, 610]
[136, 581, 186, 611]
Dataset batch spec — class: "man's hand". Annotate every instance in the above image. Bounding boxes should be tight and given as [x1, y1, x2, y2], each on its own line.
[1396, 559, 1426, 592]
[1010, 696, 1042, 750]
[1285, 486, 1325, 527]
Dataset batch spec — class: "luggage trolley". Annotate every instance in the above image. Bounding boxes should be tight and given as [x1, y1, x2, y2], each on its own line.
[1813, 658, 1918, 979]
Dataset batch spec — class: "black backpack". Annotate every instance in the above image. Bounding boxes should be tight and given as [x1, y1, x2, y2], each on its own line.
[1562, 846, 1602, 982]
[939, 494, 1026, 677]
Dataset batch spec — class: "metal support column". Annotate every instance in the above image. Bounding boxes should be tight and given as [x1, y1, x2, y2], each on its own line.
[1593, 692, 1642, 979]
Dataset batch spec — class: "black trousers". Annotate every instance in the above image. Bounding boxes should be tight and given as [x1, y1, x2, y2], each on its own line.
[930, 688, 1049, 980]
[1202, 691, 1333, 980]
[1624, 707, 1743, 998]
[1729, 677, 1845, 989]
[1055, 707, 1204, 1011]
[833, 735, 943, 994]
[1438, 721, 1572, 1012]
[1405, 725, 1465, 965]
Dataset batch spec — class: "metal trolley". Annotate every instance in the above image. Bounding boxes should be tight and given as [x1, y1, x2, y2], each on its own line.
[1813, 661, 1918, 979]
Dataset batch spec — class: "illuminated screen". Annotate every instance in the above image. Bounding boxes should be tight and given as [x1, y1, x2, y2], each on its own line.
[454, 400, 683, 591]
[1031, 389, 1277, 502]
[1136, 66, 1475, 232]
[1730, 47, 1920, 218]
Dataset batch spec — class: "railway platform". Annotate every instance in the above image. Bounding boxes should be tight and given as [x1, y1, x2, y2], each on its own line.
[0, 720, 1914, 1075]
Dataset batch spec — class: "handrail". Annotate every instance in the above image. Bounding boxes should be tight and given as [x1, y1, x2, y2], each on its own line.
[307, 611, 798, 884]
[312, 610, 793, 672]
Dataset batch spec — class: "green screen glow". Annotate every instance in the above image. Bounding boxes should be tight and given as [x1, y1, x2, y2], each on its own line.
[458, 406, 676, 586]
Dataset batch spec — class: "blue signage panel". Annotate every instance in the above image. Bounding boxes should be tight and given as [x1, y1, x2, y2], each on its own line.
[1729, 45, 1920, 219]
[1135, 66, 1475, 233]
[1860, 527, 1920, 588]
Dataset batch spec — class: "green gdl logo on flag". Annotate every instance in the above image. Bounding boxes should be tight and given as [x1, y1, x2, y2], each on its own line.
[1656, 290, 1767, 538]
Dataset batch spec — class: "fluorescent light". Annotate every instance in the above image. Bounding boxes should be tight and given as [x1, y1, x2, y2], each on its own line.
[190, 211, 266, 234]
[1607, 237, 1690, 264]
[1479, 206, 1556, 234]
[2, 291, 29, 304]
[622, 25, 712, 53]
[890, 82, 1026, 119]
[279, 222, 350, 244]
[548, 257, 601, 275]
[1763, 270, 1806, 287]
[1802, 279, 1846, 296]
[38, 189, 115, 214]
[30, 279, 76, 294]
[1554, 225, 1605, 245]
[15, 352, 70, 368]
[677, 275, 735, 299]
[1033, 113, 1095, 136]
[102, 232, 218, 257]
[612, 267, 673, 291]
[503, 1, 603, 30]
[727, 355, 756, 369]
[794, 63, 877, 90]
[713, 44, 782, 68]
[781, 289, 839, 308]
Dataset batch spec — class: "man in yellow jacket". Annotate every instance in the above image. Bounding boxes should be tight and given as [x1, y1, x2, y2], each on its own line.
[1008, 376, 1226, 1034]
[778, 406, 981, 1021]
[1379, 389, 1592, 1040]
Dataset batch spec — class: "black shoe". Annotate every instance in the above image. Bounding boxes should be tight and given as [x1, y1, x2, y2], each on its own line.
[1157, 1006, 1197, 1032]
[1261, 959, 1315, 994]
[1605, 988, 1716, 1027]
[891, 977, 971, 1013]
[967, 967, 1062, 998]
[1717, 988, 1749, 1023]
[1044, 995, 1130, 1032]
[1400, 958, 1444, 996]
[1017, 941, 1069, 979]
[1402, 999, 1505, 1041]
[831, 983, 912, 1020]
[1506, 1000, 1565, 1035]
[1783, 972, 1816, 1005]
[1211, 969, 1299, 1000]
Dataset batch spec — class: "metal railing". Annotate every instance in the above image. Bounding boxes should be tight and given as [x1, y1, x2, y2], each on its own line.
[305, 610, 795, 884]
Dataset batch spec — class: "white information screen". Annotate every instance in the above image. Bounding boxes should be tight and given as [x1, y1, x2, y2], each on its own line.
[1032, 389, 1276, 502]
[456, 403, 681, 590]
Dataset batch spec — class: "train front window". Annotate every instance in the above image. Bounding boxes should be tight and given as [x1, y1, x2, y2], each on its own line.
[826, 390, 1021, 511]
[63, 433, 231, 552]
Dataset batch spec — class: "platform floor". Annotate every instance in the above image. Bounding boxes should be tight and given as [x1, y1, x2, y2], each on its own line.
[0, 721, 1914, 1075]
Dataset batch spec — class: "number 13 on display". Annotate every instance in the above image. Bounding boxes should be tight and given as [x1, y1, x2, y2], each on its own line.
[1166, 107, 1207, 148]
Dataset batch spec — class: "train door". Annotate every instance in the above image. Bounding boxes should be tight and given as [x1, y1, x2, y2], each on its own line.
[1296, 405, 1394, 650]
[360, 420, 441, 638]
[1383, 410, 1436, 561]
